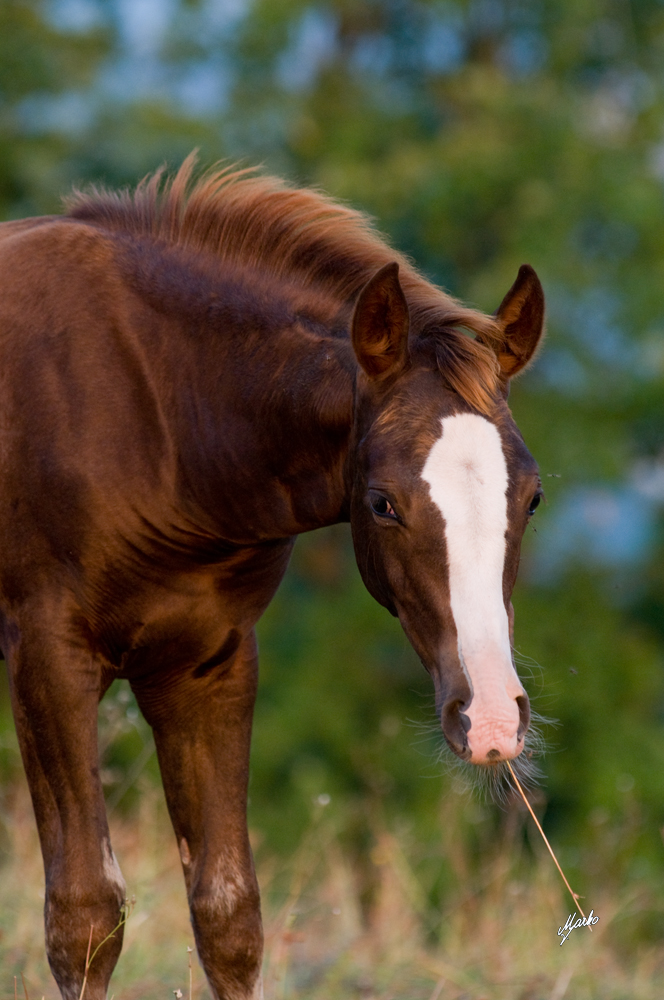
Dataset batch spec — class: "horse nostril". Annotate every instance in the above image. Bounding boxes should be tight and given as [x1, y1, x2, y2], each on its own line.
[486, 748, 501, 760]
[441, 699, 470, 757]
[516, 693, 530, 740]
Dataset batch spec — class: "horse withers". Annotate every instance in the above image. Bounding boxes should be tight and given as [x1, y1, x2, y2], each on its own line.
[0, 158, 544, 999]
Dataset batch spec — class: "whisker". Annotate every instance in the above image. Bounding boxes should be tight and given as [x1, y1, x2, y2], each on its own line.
[408, 707, 557, 804]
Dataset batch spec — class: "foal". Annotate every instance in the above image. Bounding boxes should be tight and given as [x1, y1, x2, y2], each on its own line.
[0, 158, 544, 999]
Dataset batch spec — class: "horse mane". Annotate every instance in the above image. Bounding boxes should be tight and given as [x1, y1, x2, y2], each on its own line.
[65, 153, 503, 413]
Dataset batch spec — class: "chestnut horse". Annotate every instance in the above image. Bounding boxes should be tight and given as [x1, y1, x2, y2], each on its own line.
[0, 157, 544, 999]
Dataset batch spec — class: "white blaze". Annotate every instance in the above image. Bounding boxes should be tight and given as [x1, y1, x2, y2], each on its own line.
[421, 413, 524, 762]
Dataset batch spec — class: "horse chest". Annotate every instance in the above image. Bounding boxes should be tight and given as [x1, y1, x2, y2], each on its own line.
[91, 540, 293, 682]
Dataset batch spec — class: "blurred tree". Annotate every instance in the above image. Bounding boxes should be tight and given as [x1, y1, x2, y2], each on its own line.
[0, 0, 109, 215]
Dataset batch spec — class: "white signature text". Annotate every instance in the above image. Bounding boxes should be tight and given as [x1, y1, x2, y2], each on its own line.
[558, 910, 599, 945]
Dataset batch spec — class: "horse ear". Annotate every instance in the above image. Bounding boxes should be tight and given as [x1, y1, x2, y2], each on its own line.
[352, 262, 409, 379]
[493, 264, 545, 379]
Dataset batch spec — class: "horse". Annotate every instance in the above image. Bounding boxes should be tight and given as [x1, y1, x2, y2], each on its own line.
[0, 154, 544, 1000]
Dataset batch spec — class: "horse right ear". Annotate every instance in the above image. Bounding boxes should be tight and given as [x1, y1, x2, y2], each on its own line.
[352, 262, 410, 379]
[493, 264, 545, 379]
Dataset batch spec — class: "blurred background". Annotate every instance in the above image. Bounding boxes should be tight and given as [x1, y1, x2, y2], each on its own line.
[1, 0, 664, 995]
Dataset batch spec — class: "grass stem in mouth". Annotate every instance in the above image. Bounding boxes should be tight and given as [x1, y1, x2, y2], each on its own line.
[506, 760, 591, 928]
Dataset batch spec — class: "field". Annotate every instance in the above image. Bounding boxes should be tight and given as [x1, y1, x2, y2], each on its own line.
[1, 779, 661, 1000]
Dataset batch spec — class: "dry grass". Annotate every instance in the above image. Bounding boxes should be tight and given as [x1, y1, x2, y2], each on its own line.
[0, 783, 662, 1000]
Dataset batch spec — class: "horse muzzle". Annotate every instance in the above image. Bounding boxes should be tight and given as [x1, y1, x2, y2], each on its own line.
[441, 688, 530, 765]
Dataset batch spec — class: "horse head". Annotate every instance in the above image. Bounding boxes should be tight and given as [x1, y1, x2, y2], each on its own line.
[348, 262, 545, 769]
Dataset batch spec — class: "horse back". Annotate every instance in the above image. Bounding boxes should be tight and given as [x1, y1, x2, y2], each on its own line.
[0, 216, 173, 494]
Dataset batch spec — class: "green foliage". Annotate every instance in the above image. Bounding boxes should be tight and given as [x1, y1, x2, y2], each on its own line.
[251, 526, 440, 854]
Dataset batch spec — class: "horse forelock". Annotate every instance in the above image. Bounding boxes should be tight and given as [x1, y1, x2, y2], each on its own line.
[65, 153, 502, 414]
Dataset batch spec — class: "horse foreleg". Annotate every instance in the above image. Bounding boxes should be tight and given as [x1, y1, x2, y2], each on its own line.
[7, 618, 125, 1000]
[131, 631, 263, 1000]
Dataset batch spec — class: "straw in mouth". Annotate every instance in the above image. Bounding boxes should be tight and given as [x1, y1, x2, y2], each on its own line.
[506, 760, 593, 930]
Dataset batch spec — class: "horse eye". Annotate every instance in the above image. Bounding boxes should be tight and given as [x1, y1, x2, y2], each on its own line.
[370, 493, 397, 519]
[528, 493, 541, 516]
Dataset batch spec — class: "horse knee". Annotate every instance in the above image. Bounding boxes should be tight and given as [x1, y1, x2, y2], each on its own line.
[44, 852, 126, 999]
[190, 878, 262, 949]
[189, 870, 263, 998]
[47, 842, 127, 924]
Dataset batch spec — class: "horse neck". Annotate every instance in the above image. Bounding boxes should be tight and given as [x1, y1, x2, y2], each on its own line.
[169, 306, 357, 542]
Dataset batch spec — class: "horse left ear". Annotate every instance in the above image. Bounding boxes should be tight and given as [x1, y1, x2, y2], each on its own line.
[493, 264, 545, 379]
[352, 262, 409, 379]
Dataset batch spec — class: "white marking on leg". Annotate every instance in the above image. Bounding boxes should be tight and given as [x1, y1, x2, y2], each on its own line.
[199, 847, 247, 918]
[421, 413, 524, 761]
[180, 837, 191, 866]
[102, 837, 126, 893]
